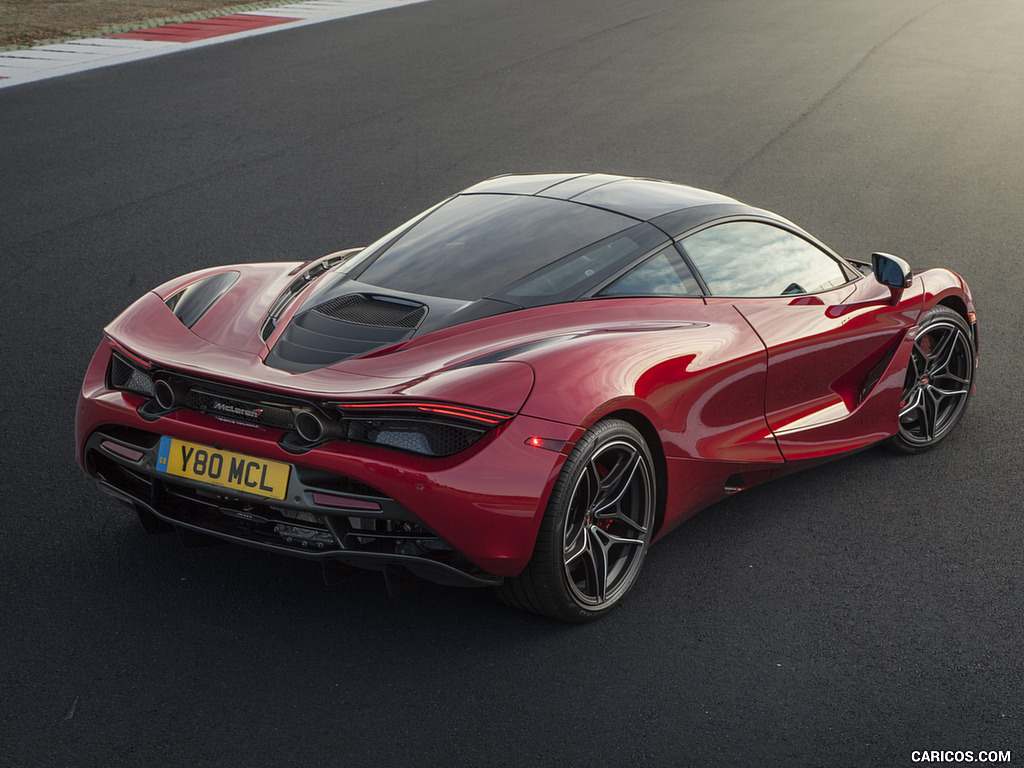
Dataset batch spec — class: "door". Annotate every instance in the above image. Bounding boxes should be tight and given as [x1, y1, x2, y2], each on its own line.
[681, 221, 920, 461]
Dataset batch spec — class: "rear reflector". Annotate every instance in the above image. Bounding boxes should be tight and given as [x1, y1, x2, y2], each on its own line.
[524, 436, 567, 453]
[101, 440, 145, 463]
[311, 493, 382, 512]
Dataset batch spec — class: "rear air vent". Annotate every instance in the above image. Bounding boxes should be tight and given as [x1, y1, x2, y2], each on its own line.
[266, 295, 427, 373]
[313, 294, 427, 329]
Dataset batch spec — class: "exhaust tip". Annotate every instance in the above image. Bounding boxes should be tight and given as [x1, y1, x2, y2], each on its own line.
[724, 473, 743, 494]
[153, 379, 178, 410]
[294, 410, 327, 443]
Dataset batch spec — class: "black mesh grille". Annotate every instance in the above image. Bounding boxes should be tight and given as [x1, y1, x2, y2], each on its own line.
[108, 354, 154, 397]
[109, 355, 133, 389]
[376, 422, 481, 456]
[313, 294, 426, 328]
[344, 419, 486, 457]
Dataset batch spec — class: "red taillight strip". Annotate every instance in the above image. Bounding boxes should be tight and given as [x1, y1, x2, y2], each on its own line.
[106, 337, 153, 369]
[414, 405, 505, 424]
[336, 401, 511, 425]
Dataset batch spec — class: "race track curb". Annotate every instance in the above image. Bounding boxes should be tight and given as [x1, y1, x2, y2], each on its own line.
[0, 0, 429, 89]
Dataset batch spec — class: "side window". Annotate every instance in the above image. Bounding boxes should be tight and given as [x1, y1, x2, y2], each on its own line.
[599, 246, 702, 297]
[680, 222, 849, 297]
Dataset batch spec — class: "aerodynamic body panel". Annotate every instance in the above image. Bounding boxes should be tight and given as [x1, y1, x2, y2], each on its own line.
[512, 300, 784, 465]
[103, 289, 537, 416]
[729, 275, 924, 460]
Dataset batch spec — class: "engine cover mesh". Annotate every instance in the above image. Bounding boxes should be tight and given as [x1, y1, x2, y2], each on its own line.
[312, 294, 426, 329]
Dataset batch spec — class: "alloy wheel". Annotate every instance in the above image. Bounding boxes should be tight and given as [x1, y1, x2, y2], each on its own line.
[897, 317, 973, 447]
[561, 438, 655, 608]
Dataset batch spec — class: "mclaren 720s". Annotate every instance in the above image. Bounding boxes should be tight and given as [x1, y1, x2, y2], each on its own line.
[76, 173, 978, 621]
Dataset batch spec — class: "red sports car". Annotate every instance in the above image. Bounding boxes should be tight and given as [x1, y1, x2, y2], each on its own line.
[76, 173, 978, 621]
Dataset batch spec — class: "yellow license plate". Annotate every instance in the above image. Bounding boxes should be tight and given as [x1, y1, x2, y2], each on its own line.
[156, 436, 290, 500]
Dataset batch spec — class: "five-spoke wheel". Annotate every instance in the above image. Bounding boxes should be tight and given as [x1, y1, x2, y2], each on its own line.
[888, 306, 975, 453]
[499, 419, 656, 622]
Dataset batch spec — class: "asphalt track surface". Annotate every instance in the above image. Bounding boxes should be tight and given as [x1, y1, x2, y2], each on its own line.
[2, 1, 1022, 766]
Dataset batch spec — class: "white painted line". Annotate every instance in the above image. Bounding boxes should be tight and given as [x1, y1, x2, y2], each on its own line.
[60, 37, 173, 48]
[243, 0, 421, 18]
[2, 50, 97, 61]
[0, 0, 430, 89]
[33, 44, 120, 53]
[0, 57, 51, 68]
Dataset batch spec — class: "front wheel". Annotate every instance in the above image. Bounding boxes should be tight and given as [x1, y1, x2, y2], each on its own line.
[498, 419, 657, 622]
[887, 306, 975, 454]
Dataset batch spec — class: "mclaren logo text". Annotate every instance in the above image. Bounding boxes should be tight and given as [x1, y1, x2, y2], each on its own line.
[210, 401, 264, 420]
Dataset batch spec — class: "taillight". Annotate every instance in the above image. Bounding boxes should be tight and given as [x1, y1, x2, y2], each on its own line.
[106, 339, 155, 398]
[331, 401, 513, 457]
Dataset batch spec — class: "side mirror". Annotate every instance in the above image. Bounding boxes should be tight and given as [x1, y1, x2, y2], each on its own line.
[872, 253, 913, 305]
[872, 252, 913, 289]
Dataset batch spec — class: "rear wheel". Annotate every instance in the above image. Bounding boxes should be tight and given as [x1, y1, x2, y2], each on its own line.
[498, 419, 656, 622]
[887, 306, 975, 454]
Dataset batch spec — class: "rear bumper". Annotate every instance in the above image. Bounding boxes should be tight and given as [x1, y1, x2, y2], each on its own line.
[77, 341, 575, 581]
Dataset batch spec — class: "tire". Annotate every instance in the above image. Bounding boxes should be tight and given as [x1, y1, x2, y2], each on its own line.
[886, 306, 975, 454]
[498, 419, 657, 622]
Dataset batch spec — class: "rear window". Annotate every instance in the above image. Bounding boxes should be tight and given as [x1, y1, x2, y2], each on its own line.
[352, 194, 635, 301]
[599, 245, 702, 297]
[502, 224, 667, 304]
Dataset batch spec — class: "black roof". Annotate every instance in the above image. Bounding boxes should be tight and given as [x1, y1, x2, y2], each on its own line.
[460, 172, 757, 226]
